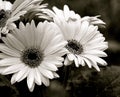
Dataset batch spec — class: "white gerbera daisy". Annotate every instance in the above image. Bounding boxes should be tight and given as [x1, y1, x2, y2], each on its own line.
[0, 0, 49, 37]
[41, 5, 105, 26]
[58, 20, 108, 71]
[42, 4, 108, 71]
[0, 20, 67, 92]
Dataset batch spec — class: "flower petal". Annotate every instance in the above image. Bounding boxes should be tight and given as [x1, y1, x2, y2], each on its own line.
[2, 63, 25, 75]
[15, 66, 29, 82]
[0, 58, 21, 66]
[34, 68, 42, 85]
[27, 68, 35, 92]
[38, 67, 54, 79]
[0, 44, 20, 57]
[41, 61, 58, 71]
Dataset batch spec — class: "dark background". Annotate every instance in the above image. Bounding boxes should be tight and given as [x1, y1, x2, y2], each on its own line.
[0, 0, 120, 97]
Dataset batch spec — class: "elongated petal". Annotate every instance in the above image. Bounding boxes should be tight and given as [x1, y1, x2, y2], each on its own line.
[2, 63, 25, 75]
[0, 58, 21, 66]
[34, 68, 42, 85]
[38, 67, 54, 79]
[15, 66, 29, 82]
[27, 69, 35, 92]
[0, 44, 20, 57]
[41, 61, 58, 71]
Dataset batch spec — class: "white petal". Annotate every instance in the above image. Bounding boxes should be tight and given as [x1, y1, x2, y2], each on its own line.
[44, 41, 67, 56]
[64, 5, 70, 21]
[81, 26, 97, 44]
[4, 1, 12, 10]
[11, 0, 31, 16]
[40, 23, 57, 51]
[2, 37, 15, 50]
[0, 67, 7, 74]
[53, 6, 64, 21]
[77, 56, 85, 66]
[74, 56, 79, 67]
[83, 55, 107, 66]
[7, 17, 20, 24]
[15, 66, 29, 82]
[38, 67, 54, 79]
[64, 56, 72, 66]
[0, 53, 11, 58]
[85, 42, 108, 51]
[11, 73, 18, 84]
[67, 53, 75, 61]
[12, 0, 25, 11]
[0, 44, 20, 57]
[44, 58, 63, 67]
[28, 20, 36, 47]
[76, 21, 89, 42]
[41, 61, 58, 71]
[44, 34, 65, 51]
[9, 28, 26, 46]
[29, 83, 35, 92]
[2, 63, 25, 75]
[34, 68, 42, 85]
[0, 58, 21, 66]
[53, 72, 59, 78]
[90, 60, 100, 72]
[45, 55, 64, 61]
[82, 57, 92, 68]
[23, 23, 33, 47]
[83, 50, 107, 57]
[27, 69, 35, 92]
[40, 74, 49, 86]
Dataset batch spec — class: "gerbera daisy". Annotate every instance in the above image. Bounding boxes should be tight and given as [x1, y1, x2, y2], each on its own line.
[58, 20, 108, 71]
[0, 20, 67, 92]
[0, 0, 49, 38]
[41, 4, 108, 71]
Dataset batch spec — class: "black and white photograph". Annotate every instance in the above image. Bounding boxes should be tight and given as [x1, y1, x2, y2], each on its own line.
[0, 0, 120, 97]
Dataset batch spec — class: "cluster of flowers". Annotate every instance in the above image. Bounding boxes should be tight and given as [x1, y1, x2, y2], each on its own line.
[0, 0, 108, 92]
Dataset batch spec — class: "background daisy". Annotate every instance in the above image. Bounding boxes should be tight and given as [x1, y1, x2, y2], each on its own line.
[0, 20, 67, 92]
[0, 0, 49, 37]
[41, 5, 105, 26]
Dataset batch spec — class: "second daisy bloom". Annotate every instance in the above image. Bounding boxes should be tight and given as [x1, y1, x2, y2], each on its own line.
[46, 5, 108, 71]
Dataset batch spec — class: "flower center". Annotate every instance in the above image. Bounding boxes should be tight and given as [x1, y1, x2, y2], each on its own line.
[21, 48, 43, 68]
[0, 9, 11, 27]
[66, 39, 83, 55]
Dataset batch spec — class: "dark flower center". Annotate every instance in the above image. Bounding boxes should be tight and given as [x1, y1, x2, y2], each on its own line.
[66, 39, 83, 55]
[0, 9, 11, 27]
[21, 48, 43, 68]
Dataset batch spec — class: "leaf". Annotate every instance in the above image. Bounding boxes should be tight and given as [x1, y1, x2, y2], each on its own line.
[65, 65, 120, 97]
[44, 80, 67, 97]
[0, 75, 19, 97]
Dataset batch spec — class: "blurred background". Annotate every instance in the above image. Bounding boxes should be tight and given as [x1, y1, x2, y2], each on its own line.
[0, 0, 120, 97]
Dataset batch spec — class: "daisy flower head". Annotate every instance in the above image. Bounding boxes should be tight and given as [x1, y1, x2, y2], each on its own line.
[57, 20, 108, 71]
[0, 0, 49, 38]
[0, 20, 67, 92]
